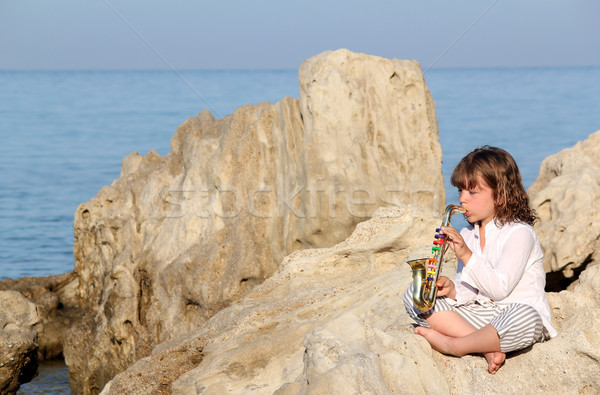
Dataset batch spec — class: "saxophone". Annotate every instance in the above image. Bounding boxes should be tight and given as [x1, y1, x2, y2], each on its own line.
[406, 204, 466, 312]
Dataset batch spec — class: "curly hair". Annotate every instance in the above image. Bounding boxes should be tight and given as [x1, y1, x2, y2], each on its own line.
[450, 146, 536, 226]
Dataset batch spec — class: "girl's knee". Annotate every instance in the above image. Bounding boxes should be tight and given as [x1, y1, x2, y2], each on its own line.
[492, 303, 544, 352]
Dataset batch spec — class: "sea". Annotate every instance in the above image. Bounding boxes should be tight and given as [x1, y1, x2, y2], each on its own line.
[1, 66, 599, 393]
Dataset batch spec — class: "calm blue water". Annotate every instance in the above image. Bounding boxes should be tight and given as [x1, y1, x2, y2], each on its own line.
[0, 65, 599, 394]
[17, 359, 71, 394]
[1, 67, 599, 281]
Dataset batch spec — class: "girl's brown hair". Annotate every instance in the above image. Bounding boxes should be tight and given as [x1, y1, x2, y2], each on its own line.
[450, 146, 536, 226]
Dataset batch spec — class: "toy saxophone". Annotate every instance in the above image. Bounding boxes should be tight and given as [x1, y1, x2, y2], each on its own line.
[406, 204, 466, 312]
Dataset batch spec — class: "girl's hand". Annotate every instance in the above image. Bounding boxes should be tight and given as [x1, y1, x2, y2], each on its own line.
[440, 226, 473, 264]
[436, 276, 456, 300]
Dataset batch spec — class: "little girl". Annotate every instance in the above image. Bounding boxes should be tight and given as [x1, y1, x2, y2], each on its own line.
[404, 146, 557, 374]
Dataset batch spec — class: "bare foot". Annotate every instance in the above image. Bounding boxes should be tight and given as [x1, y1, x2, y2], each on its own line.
[484, 351, 505, 374]
[414, 326, 463, 356]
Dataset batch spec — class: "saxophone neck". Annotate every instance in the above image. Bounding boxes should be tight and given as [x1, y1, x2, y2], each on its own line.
[442, 204, 466, 226]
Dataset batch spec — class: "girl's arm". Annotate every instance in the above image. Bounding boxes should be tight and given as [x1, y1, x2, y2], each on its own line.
[439, 225, 479, 304]
[459, 226, 535, 301]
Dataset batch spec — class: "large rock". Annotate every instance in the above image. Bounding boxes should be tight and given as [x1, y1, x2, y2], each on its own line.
[99, 204, 600, 394]
[0, 290, 42, 394]
[528, 130, 600, 285]
[64, 49, 445, 394]
[0, 272, 82, 361]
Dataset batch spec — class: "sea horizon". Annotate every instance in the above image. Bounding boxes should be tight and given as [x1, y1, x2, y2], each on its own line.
[2, 64, 600, 73]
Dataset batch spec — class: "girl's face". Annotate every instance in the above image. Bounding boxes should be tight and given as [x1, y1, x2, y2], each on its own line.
[458, 176, 496, 227]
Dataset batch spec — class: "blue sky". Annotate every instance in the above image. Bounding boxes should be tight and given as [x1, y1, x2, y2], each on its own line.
[1, 0, 599, 70]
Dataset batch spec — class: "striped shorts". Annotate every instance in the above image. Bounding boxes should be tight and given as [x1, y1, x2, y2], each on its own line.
[403, 285, 548, 353]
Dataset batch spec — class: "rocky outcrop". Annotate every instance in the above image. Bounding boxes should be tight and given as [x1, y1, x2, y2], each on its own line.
[63, 49, 445, 394]
[0, 291, 42, 394]
[0, 271, 82, 361]
[100, 204, 600, 394]
[528, 130, 600, 288]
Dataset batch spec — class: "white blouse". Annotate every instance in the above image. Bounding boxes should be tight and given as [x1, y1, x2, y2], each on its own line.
[454, 220, 558, 338]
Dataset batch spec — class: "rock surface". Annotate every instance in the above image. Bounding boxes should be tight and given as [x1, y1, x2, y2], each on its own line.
[63, 49, 445, 394]
[528, 130, 600, 285]
[100, 204, 600, 394]
[0, 290, 42, 394]
[0, 271, 81, 361]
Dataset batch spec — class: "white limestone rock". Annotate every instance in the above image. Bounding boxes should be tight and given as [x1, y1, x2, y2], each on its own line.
[528, 130, 600, 278]
[64, 49, 445, 394]
[0, 272, 81, 362]
[0, 290, 42, 394]
[101, 204, 599, 394]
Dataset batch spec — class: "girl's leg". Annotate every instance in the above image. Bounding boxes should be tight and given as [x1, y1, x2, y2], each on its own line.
[422, 309, 477, 337]
[405, 291, 508, 374]
[416, 303, 545, 373]
[404, 285, 511, 373]
[414, 324, 505, 373]
[489, 303, 545, 352]
[414, 323, 500, 355]
[403, 284, 463, 329]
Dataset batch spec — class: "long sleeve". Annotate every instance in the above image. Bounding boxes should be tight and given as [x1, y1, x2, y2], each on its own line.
[461, 225, 535, 301]
[451, 221, 557, 337]
[454, 258, 480, 305]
